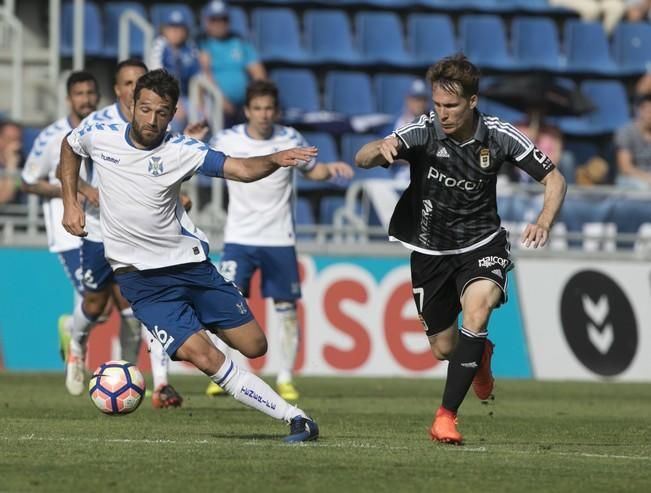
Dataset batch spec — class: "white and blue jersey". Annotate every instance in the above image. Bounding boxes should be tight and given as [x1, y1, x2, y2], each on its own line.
[22, 116, 84, 293]
[78, 103, 130, 242]
[67, 121, 225, 271]
[210, 124, 313, 300]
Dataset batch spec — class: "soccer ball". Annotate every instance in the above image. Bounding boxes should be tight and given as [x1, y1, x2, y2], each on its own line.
[88, 360, 146, 415]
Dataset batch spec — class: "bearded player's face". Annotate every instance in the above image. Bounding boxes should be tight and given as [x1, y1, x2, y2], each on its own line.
[131, 88, 175, 148]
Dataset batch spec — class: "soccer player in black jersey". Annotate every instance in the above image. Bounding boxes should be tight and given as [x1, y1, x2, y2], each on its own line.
[356, 54, 566, 444]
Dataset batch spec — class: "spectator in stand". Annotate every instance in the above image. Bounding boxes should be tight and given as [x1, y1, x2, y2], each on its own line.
[614, 93, 651, 189]
[391, 79, 431, 182]
[0, 120, 24, 205]
[511, 121, 577, 185]
[548, 0, 627, 33]
[198, 0, 266, 126]
[625, 0, 651, 21]
[149, 9, 202, 133]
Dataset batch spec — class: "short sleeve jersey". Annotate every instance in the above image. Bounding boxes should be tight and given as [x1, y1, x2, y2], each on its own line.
[66, 122, 226, 270]
[210, 124, 316, 246]
[614, 122, 651, 173]
[390, 111, 555, 254]
[22, 116, 81, 253]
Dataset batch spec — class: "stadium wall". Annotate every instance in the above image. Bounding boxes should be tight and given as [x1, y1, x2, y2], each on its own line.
[0, 248, 647, 381]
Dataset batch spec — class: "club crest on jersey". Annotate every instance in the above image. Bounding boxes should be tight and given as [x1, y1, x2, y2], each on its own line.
[148, 156, 164, 176]
[479, 148, 491, 169]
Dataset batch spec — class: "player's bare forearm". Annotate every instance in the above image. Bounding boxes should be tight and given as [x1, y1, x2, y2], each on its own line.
[537, 168, 567, 229]
[21, 180, 62, 199]
[356, 136, 401, 169]
[223, 147, 318, 182]
[59, 138, 82, 206]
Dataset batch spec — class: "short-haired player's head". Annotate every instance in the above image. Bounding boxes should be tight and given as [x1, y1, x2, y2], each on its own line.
[130, 69, 179, 148]
[244, 80, 279, 138]
[114, 58, 148, 109]
[426, 54, 480, 138]
[66, 71, 100, 121]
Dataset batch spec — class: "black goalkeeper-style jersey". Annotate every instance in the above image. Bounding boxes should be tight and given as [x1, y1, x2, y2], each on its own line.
[389, 110, 554, 254]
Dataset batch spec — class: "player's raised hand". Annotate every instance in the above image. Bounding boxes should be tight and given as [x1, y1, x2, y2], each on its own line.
[521, 223, 549, 249]
[184, 120, 210, 141]
[378, 135, 401, 164]
[62, 202, 87, 237]
[272, 146, 318, 168]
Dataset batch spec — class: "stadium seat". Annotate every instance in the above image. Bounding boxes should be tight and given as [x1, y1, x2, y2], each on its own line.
[558, 80, 631, 136]
[355, 11, 415, 67]
[61, 1, 103, 57]
[319, 196, 346, 225]
[511, 16, 562, 71]
[251, 8, 309, 63]
[416, 0, 504, 11]
[303, 9, 362, 65]
[407, 14, 456, 66]
[374, 74, 418, 116]
[229, 6, 249, 39]
[495, 0, 573, 13]
[324, 72, 376, 116]
[610, 198, 651, 250]
[340, 134, 392, 181]
[459, 15, 515, 70]
[270, 69, 320, 113]
[21, 126, 42, 155]
[295, 197, 316, 239]
[150, 4, 196, 34]
[103, 2, 148, 58]
[563, 20, 620, 76]
[612, 22, 651, 75]
[479, 99, 526, 123]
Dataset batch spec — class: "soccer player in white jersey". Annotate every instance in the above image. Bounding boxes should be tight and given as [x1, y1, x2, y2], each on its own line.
[60, 69, 320, 442]
[206, 80, 353, 400]
[22, 71, 99, 354]
[62, 59, 183, 408]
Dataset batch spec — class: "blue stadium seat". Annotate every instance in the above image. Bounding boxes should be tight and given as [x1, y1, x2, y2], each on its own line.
[324, 71, 376, 116]
[251, 8, 309, 63]
[103, 2, 148, 58]
[612, 22, 651, 75]
[340, 134, 392, 181]
[407, 14, 456, 66]
[270, 69, 320, 113]
[558, 80, 631, 136]
[416, 0, 504, 11]
[61, 1, 103, 57]
[511, 16, 562, 71]
[355, 11, 415, 67]
[295, 197, 316, 239]
[610, 198, 651, 249]
[22, 126, 42, 155]
[563, 20, 620, 76]
[150, 4, 195, 34]
[229, 6, 249, 39]
[374, 74, 418, 115]
[459, 15, 515, 70]
[304, 9, 362, 65]
[319, 196, 346, 225]
[479, 99, 526, 123]
[495, 0, 573, 13]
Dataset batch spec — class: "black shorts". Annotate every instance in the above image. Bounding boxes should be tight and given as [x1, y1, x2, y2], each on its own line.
[410, 229, 513, 337]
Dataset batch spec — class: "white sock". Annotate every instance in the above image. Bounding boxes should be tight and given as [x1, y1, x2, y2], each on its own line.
[275, 302, 298, 385]
[70, 301, 96, 353]
[119, 308, 142, 363]
[210, 355, 306, 423]
[145, 324, 169, 389]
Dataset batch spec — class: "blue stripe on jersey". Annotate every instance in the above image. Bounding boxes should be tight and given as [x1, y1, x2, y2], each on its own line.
[180, 225, 210, 256]
[198, 149, 226, 177]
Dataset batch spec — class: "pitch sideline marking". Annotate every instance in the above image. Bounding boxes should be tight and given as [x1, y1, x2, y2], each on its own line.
[2, 435, 650, 461]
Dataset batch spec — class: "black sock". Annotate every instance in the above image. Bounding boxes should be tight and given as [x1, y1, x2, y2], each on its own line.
[441, 327, 487, 413]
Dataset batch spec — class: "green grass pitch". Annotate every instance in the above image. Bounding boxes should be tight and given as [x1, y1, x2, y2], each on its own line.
[1, 374, 650, 493]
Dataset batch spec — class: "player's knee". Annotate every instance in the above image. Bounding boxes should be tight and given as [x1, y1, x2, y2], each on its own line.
[462, 306, 492, 331]
[83, 295, 107, 319]
[431, 340, 455, 360]
[239, 334, 267, 359]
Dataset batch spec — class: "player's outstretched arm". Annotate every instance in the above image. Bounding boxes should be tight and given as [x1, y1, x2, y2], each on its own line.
[59, 138, 87, 237]
[223, 146, 318, 183]
[521, 168, 567, 249]
[355, 135, 401, 169]
[304, 161, 354, 181]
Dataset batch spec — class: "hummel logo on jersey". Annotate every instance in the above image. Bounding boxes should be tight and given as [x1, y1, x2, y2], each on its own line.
[100, 153, 120, 165]
[461, 361, 478, 368]
[436, 147, 450, 158]
[492, 269, 503, 279]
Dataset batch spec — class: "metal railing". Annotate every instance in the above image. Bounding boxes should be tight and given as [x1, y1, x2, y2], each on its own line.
[118, 8, 153, 63]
